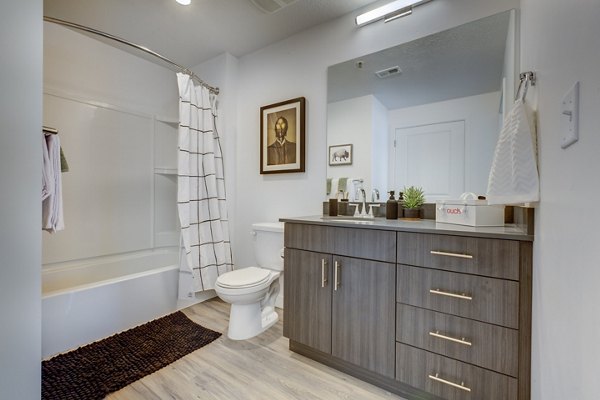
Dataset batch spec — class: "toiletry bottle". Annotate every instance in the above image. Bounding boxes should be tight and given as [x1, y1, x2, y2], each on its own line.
[338, 190, 348, 215]
[329, 196, 338, 217]
[386, 191, 398, 219]
[397, 191, 404, 218]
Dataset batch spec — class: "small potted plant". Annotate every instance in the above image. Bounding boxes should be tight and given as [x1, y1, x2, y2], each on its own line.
[402, 186, 425, 219]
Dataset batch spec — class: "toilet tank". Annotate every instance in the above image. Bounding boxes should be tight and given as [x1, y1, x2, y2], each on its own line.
[252, 222, 284, 271]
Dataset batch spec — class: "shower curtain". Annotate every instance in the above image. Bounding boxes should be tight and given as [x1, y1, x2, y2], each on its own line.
[176, 73, 233, 298]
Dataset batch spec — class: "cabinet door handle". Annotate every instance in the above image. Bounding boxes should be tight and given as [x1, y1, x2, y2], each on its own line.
[428, 373, 471, 392]
[334, 261, 341, 291]
[321, 259, 328, 288]
[429, 288, 473, 301]
[429, 330, 472, 346]
[430, 250, 473, 259]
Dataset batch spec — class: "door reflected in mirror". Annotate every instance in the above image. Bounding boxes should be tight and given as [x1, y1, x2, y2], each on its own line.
[326, 10, 517, 201]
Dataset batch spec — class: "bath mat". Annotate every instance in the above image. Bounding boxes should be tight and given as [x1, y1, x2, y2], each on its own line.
[42, 311, 221, 400]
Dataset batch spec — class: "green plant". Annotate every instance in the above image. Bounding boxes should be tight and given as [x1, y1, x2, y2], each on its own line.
[402, 186, 425, 209]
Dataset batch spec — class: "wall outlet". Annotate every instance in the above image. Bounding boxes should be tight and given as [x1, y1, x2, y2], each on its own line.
[560, 81, 579, 149]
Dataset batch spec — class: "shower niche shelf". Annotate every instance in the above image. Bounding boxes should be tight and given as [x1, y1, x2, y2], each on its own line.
[154, 167, 177, 175]
[155, 115, 179, 125]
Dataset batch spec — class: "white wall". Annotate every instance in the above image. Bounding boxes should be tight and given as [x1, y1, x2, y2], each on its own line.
[233, 0, 519, 266]
[327, 95, 374, 196]
[327, 94, 389, 199]
[501, 9, 518, 116]
[388, 91, 501, 195]
[520, 1, 600, 399]
[371, 96, 389, 197]
[0, 1, 42, 399]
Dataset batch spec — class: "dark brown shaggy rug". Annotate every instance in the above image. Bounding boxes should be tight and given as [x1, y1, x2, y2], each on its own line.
[42, 311, 221, 400]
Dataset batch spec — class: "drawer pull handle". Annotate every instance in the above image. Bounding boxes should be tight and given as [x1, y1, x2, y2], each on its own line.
[429, 288, 473, 301]
[430, 250, 473, 259]
[334, 261, 341, 291]
[321, 259, 328, 288]
[428, 373, 472, 392]
[429, 330, 472, 346]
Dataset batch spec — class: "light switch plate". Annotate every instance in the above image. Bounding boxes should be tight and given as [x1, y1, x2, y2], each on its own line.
[560, 81, 579, 149]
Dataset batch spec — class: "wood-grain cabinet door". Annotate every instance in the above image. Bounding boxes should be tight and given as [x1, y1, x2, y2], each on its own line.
[284, 248, 332, 354]
[331, 256, 396, 378]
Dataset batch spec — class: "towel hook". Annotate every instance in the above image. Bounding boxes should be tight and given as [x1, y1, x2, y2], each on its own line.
[516, 71, 536, 102]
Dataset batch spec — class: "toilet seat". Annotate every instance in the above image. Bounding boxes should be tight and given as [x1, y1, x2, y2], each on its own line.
[216, 267, 271, 289]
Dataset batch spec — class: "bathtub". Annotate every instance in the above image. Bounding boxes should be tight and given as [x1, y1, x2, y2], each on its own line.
[42, 249, 187, 358]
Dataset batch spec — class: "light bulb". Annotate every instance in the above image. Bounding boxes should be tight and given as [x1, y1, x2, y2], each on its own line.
[176, 0, 191, 5]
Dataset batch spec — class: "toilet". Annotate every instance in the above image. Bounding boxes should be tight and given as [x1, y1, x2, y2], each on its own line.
[215, 222, 284, 340]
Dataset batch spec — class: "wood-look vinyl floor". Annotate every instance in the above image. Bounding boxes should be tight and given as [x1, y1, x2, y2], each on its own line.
[107, 298, 405, 400]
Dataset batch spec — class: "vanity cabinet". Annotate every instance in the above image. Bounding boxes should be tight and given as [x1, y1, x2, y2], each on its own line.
[284, 224, 396, 378]
[283, 220, 532, 400]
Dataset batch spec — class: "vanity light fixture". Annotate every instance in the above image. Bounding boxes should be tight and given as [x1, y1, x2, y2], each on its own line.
[176, 0, 191, 5]
[355, 0, 433, 27]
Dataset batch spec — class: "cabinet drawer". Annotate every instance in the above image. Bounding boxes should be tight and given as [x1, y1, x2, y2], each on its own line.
[396, 343, 517, 400]
[332, 227, 395, 263]
[397, 265, 519, 328]
[285, 223, 333, 253]
[397, 232, 519, 280]
[396, 304, 518, 377]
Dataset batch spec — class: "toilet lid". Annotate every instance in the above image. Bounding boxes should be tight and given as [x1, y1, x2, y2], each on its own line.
[216, 267, 271, 289]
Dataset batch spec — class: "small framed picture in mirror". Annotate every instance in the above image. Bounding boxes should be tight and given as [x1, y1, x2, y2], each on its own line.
[260, 97, 306, 174]
[329, 144, 353, 166]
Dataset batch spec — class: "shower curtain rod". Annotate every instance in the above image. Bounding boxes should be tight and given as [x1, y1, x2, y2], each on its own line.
[43, 16, 220, 95]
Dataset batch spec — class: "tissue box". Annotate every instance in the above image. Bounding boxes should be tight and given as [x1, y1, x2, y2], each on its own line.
[436, 199, 505, 227]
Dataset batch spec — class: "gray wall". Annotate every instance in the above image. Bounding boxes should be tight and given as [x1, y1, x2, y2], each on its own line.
[0, 1, 42, 399]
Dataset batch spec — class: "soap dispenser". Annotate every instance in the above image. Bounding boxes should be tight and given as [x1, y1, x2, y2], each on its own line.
[386, 191, 398, 220]
[398, 191, 404, 219]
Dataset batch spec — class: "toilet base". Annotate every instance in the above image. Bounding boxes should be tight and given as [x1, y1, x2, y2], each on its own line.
[227, 303, 279, 340]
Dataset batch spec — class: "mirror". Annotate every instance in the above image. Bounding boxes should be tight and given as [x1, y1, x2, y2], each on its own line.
[326, 10, 517, 201]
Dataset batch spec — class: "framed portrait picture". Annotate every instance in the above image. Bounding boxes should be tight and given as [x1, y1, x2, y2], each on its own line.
[260, 97, 305, 174]
[328, 144, 353, 166]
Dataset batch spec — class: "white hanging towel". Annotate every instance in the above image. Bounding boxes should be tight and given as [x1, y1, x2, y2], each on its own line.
[42, 134, 65, 232]
[486, 99, 539, 205]
[42, 135, 54, 201]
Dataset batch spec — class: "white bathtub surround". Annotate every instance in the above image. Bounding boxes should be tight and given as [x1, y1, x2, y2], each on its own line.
[42, 249, 181, 358]
[176, 73, 233, 298]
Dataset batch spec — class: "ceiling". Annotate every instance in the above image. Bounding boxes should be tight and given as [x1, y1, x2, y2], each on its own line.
[327, 10, 511, 110]
[44, 0, 380, 68]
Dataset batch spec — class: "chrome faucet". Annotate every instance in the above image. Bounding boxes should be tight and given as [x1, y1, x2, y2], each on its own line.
[351, 188, 377, 218]
[359, 188, 367, 217]
[371, 189, 380, 202]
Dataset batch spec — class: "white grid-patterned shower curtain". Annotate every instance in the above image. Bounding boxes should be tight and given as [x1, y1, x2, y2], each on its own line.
[176, 73, 233, 298]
